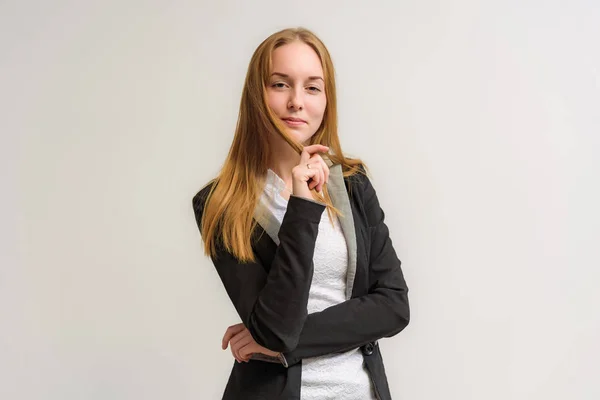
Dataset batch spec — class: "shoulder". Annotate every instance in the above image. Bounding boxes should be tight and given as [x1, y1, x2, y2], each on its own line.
[341, 163, 383, 225]
[341, 162, 371, 197]
[192, 179, 217, 219]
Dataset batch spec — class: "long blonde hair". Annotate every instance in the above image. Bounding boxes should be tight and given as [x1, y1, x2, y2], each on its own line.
[201, 27, 364, 262]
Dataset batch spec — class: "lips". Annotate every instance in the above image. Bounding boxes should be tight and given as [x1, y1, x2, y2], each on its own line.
[282, 117, 306, 123]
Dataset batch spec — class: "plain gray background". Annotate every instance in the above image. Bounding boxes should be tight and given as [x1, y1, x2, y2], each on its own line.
[2, 0, 599, 399]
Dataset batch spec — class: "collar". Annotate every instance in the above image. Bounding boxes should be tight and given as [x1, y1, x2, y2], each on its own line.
[253, 163, 358, 300]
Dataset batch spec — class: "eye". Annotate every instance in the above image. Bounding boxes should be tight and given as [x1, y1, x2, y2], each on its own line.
[307, 86, 322, 93]
[271, 82, 287, 89]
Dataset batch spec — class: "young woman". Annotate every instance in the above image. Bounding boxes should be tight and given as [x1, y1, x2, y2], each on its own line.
[192, 27, 410, 400]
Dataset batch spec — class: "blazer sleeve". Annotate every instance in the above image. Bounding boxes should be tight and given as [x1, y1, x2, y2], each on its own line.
[192, 186, 326, 353]
[281, 174, 410, 366]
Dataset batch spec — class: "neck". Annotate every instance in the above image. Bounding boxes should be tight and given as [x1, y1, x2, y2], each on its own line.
[268, 136, 302, 189]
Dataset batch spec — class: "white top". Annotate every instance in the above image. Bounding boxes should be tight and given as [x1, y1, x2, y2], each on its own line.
[258, 169, 376, 400]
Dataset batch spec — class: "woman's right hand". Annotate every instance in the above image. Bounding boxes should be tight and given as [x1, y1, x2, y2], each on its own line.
[222, 323, 279, 363]
[291, 144, 330, 200]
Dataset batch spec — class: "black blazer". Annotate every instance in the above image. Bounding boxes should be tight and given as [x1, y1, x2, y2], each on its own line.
[192, 165, 410, 400]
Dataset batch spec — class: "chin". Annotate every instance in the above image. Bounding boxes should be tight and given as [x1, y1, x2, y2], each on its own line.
[288, 132, 312, 145]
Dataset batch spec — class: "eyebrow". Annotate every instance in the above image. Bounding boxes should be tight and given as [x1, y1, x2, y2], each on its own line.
[271, 72, 324, 82]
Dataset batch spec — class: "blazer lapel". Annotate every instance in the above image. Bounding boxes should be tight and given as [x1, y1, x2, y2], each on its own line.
[326, 164, 358, 300]
[252, 163, 359, 300]
[253, 192, 283, 246]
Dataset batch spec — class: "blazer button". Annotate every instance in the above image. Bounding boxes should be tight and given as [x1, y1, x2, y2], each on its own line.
[362, 341, 375, 356]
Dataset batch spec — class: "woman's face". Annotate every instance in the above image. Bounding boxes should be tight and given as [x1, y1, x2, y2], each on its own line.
[266, 41, 327, 145]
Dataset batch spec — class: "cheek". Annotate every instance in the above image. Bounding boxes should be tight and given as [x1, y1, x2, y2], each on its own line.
[310, 96, 327, 121]
[266, 92, 285, 114]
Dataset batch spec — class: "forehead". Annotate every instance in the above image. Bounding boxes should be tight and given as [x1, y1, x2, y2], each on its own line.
[270, 41, 324, 77]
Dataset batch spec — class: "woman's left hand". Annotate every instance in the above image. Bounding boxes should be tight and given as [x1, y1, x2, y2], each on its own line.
[222, 323, 280, 362]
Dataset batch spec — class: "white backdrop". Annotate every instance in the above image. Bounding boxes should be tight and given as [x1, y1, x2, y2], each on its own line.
[2, 0, 599, 399]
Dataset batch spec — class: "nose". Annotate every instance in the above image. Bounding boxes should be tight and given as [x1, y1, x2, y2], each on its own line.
[287, 88, 303, 111]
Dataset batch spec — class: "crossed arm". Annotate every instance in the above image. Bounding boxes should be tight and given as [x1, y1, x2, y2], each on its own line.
[192, 174, 410, 367]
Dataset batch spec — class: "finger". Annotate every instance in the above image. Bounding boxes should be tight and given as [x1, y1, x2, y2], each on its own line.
[307, 166, 320, 190]
[228, 334, 244, 362]
[222, 323, 245, 350]
[239, 344, 254, 361]
[230, 330, 250, 350]
[301, 164, 319, 188]
[310, 162, 324, 192]
[230, 345, 241, 363]
[318, 155, 330, 184]
[239, 342, 259, 361]
[301, 145, 329, 164]
[309, 154, 328, 189]
[230, 332, 250, 361]
[317, 165, 324, 191]
[318, 165, 325, 192]
[222, 325, 244, 350]
[232, 335, 253, 362]
[303, 144, 329, 155]
[300, 148, 312, 165]
[229, 329, 250, 348]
